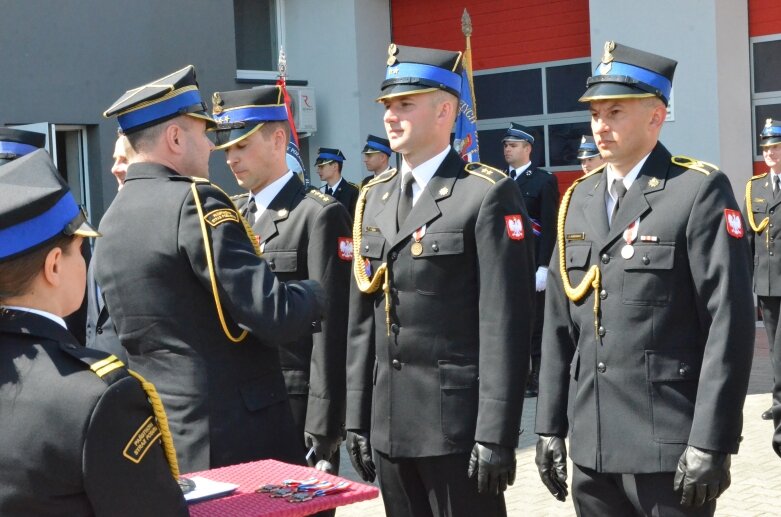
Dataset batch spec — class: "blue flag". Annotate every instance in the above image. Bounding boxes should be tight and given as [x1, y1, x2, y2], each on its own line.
[454, 49, 479, 162]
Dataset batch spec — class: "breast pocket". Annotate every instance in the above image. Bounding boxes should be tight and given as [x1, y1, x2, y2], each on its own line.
[622, 244, 675, 306]
[646, 349, 701, 443]
[564, 242, 592, 287]
[359, 234, 385, 260]
[263, 250, 298, 273]
[753, 200, 768, 215]
[412, 231, 465, 296]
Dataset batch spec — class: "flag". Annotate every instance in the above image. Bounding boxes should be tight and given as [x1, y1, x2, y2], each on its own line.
[277, 74, 307, 180]
[454, 9, 480, 163]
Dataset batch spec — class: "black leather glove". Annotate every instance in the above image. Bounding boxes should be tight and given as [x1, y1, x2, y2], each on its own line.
[467, 442, 516, 495]
[346, 430, 376, 482]
[674, 445, 731, 507]
[298, 279, 327, 321]
[535, 435, 568, 502]
[304, 432, 341, 465]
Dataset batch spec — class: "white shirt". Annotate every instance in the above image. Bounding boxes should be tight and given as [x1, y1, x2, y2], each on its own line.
[323, 177, 344, 192]
[2, 306, 67, 329]
[510, 161, 532, 178]
[400, 145, 451, 205]
[253, 171, 294, 212]
[604, 153, 651, 221]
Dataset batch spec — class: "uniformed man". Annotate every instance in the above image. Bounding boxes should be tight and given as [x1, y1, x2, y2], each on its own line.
[0, 127, 45, 165]
[577, 134, 605, 174]
[743, 118, 781, 424]
[535, 42, 754, 516]
[0, 150, 187, 516]
[94, 65, 325, 474]
[346, 44, 536, 517]
[503, 122, 558, 398]
[316, 147, 359, 216]
[211, 86, 351, 476]
[361, 134, 393, 187]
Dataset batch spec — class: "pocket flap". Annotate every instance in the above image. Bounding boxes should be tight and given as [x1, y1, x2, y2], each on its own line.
[438, 362, 478, 389]
[565, 244, 591, 269]
[753, 200, 768, 213]
[360, 234, 385, 259]
[239, 376, 288, 411]
[414, 231, 464, 258]
[625, 244, 675, 271]
[264, 250, 298, 272]
[646, 350, 701, 382]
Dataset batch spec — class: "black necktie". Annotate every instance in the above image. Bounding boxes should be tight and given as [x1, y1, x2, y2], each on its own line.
[610, 180, 627, 227]
[325, 185, 333, 196]
[397, 174, 415, 228]
[246, 196, 257, 225]
[774, 175, 780, 199]
[510, 169, 517, 179]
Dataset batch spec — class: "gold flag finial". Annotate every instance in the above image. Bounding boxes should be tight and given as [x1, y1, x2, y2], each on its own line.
[461, 9, 473, 38]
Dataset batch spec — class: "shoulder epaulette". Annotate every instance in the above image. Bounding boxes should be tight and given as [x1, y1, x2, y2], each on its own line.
[567, 163, 605, 193]
[60, 344, 128, 385]
[170, 174, 210, 183]
[347, 181, 358, 188]
[465, 162, 506, 184]
[751, 172, 769, 181]
[671, 155, 718, 175]
[306, 188, 336, 206]
[363, 168, 398, 190]
[231, 192, 250, 201]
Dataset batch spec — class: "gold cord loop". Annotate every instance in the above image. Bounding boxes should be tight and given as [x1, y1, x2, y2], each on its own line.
[745, 178, 770, 241]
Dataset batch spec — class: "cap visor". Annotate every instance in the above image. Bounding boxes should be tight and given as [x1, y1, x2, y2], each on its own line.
[376, 85, 441, 102]
[187, 111, 217, 129]
[74, 221, 101, 238]
[212, 123, 264, 150]
[761, 138, 781, 148]
[579, 83, 657, 103]
[578, 151, 601, 159]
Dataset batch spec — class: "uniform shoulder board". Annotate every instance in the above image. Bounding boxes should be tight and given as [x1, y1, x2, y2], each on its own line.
[465, 162, 506, 184]
[364, 167, 398, 189]
[59, 344, 129, 385]
[306, 188, 337, 206]
[537, 167, 552, 175]
[671, 155, 718, 175]
[230, 192, 250, 202]
[169, 175, 210, 183]
[751, 172, 769, 180]
[347, 181, 359, 188]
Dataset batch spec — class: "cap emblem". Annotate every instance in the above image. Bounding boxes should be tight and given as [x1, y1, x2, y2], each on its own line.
[212, 92, 223, 115]
[387, 43, 399, 66]
[601, 41, 616, 64]
[766, 118, 773, 128]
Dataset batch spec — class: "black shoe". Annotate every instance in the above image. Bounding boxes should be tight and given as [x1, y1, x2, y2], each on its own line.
[762, 407, 773, 420]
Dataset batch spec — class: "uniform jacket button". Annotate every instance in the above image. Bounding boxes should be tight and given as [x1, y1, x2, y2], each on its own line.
[391, 323, 400, 334]
[392, 359, 401, 370]
[597, 362, 607, 373]
[390, 287, 398, 296]
[597, 326, 606, 337]
[364, 244, 370, 252]
[642, 255, 651, 265]
[601, 254, 610, 264]
[96, 327, 103, 334]
[679, 362, 690, 376]
[432, 243, 439, 252]
[390, 251, 398, 261]
[599, 289, 608, 300]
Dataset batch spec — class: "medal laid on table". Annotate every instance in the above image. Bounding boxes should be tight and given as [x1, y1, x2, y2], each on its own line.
[621, 219, 639, 259]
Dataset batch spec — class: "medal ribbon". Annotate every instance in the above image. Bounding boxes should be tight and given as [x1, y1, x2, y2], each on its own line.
[414, 225, 426, 242]
[623, 219, 638, 246]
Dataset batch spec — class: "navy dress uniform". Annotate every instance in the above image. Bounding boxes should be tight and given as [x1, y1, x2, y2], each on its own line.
[0, 151, 187, 516]
[361, 134, 393, 188]
[94, 66, 323, 474]
[503, 122, 559, 398]
[743, 118, 781, 424]
[317, 148, 359, 216]
[212, 86, 352, 469]
[535, 43, 754, 516]
[346, 44, 536, 517]
[0, 127, 45, 165]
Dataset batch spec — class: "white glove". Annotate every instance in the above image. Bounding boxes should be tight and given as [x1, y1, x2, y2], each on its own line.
[535, 267, 548, 292]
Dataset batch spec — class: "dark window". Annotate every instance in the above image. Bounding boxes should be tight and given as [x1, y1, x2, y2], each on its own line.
[234, 0, 277, 71]
[474, 69, 543, 119]
[755, 104, 781, 155]
[549, 122, 592, 167]
[754, 40, 781, 94]
[477, 126, 545, 171]
[546, 63, 592, 113]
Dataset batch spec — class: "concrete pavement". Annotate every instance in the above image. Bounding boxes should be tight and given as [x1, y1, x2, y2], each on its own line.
[336, 325, 780, 516]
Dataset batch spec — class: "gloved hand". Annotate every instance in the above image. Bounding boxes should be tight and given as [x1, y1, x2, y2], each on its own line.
[298, 279, 327, 320]
[674, 445, 731, 507]
[535, 266, 548, 292]
[304, 432, 341, 465]
[467, 442, 516, 495]
[346, 430, 376, 482]
[535, 435, 568, 502]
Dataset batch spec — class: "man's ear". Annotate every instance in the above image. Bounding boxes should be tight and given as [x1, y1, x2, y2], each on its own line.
[42, 246, 63, 288]
[165, 123, 182, 153]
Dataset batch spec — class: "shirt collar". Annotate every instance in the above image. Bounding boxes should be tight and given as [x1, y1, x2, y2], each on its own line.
[400, 145, 451, 190]
[1, 306, 67, 329]
[513, 161, 532, 175]
[253, 171, 294, 212]
[605, 152, 651, 199]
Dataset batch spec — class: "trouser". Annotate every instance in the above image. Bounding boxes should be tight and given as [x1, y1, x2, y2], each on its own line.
[375, 450, 506, 517]
[532, 290, 545, 360]
[759, 296, 781, 420]
[572, 463, 716, 517]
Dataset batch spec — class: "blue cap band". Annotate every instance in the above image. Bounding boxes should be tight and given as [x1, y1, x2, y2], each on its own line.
[0, 191, 79, 259]
[504, 129, 534, 143]
[117, 89, 205, 132]
[318, 152, 344, 163]
[365, 141, 392, 155]
[216, 105, 288, 124]
[579, 142, 598, 152]
[594, 61, 672, 101]
[0, 141, 39, 156]
[762, 126, 781, 138]
[385, 62, 462, 95]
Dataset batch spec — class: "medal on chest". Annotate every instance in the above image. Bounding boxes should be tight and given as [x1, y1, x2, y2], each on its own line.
[621, 219, 639, 259]
[411, 225, 426, 256]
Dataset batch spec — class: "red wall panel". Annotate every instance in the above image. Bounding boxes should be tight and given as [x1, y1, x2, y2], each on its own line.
[749, 0, 781, 37]
[390, 0, 591, 69]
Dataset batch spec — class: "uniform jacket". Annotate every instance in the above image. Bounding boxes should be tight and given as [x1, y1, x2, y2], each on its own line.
[742, 172, 781, 296]
[323, 179, 359, 218]
[346, 149, 536, 458]
[85, 261, 127, 362]
[94, 162, 320, 473]
[234, 174, 351, 439]
[0, 309, 187, 516]
[511, 166, 559, 267]
[535, 143, 755, 473]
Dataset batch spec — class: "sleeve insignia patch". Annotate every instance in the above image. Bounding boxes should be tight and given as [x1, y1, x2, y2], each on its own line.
[123, 416, 161, 464]
[204, 208, 239, 227]
[724, 209, 744, 239]
[505, 214, 525, 240]
[338, 237, 354, 261]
